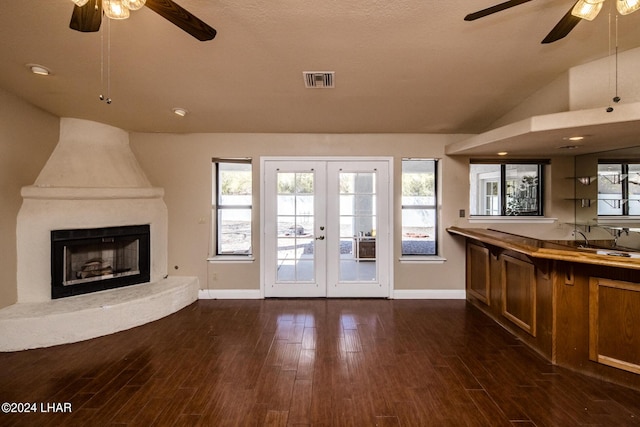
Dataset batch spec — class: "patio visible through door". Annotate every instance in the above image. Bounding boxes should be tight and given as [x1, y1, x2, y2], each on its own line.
[263, 159, 391, 297]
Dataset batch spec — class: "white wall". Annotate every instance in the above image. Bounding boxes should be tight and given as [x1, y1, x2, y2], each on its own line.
[489, 46, 640, 128]
[570, 46, 640, 110]
[130, 133, 473, 295]
[0, 88, 58, 309]
[489, 72, 571, 129]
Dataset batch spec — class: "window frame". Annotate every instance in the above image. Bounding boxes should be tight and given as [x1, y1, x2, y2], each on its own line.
[211, 158, 253, 258]
[470, 159, 547, 217]
[400, 158, 439, 257]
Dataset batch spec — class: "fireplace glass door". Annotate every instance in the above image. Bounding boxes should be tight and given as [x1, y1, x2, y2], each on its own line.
[51, 225, 150, 299]
[64, 238, 140, 286]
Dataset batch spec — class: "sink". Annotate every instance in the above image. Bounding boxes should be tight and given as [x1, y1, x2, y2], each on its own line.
[551, 240, 635, 256]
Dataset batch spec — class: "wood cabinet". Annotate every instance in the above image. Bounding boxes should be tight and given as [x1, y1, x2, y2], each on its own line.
[354, 237, 375, 260]
[589, 277, 640, 375]
[457, 229, 640, 391]
[465, 242, 553, 360]
[466, 243, 490, 305]
[501, 254, 537, 337]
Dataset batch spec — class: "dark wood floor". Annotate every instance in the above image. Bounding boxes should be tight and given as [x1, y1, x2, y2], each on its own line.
[1, 299, 640, 426]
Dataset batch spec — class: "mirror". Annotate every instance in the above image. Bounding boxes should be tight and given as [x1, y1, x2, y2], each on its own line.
[574, 145, 640, 250]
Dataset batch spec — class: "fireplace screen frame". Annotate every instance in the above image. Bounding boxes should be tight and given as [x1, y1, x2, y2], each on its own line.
[51, 224, 151, 299]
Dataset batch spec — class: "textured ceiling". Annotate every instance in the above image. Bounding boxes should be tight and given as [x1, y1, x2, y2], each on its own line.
[1, 0, 640, 135]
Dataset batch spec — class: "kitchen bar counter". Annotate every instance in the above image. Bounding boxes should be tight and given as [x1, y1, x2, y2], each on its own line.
[447, 226, 640, 270]
[448, 226, 640, 391]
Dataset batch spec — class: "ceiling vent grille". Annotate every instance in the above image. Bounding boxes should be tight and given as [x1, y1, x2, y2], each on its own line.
[303, 71, 335, 88]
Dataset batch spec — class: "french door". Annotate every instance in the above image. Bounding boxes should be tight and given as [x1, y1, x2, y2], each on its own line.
[263, 158, 391, 298]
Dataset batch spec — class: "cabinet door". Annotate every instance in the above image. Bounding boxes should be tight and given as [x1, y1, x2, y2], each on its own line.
[589, 277, 640, 375]
[466, 242, 490, 305]
[501, 254, 536, 336]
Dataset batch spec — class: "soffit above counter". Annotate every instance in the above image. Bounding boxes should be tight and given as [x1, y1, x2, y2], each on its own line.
[445, 101, 640, 157]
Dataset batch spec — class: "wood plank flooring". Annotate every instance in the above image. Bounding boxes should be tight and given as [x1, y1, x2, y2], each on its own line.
[1, 299, 640, 426]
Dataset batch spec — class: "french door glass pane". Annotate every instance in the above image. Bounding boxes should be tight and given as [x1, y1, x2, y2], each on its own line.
[276, 172, 315, 283]
[339, 172, 377, 282]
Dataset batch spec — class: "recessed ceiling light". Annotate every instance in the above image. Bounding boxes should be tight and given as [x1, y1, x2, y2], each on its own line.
[562, 136, 585, 141]
[27, 64, 51, 76]
[172, 107, 188, 117]
[497, 151, 508, 156]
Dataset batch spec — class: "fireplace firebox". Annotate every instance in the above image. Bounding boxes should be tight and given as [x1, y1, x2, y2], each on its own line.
[51, 225, 151, 299]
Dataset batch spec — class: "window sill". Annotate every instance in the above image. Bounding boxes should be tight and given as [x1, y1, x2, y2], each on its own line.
[207, 256, 255, 263]
[399, 256, 446, 264]
[469, 216, 557, 224]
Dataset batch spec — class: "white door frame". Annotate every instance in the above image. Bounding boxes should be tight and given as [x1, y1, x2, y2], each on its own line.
[260, 156, 394, 298]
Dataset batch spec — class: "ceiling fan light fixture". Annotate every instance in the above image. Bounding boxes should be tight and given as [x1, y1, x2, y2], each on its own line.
[103, 0, 130, 20]
[617, 0, 640, 14]
[122, 0, 146, 11]
[571, 0, 604, 21]
[71, 0, 89, 6]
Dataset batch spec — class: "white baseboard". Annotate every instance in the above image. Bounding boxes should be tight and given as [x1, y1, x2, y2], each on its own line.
[392, 289, 466, 299]
[199, 289, 465, 300]
[198, 289, 262, 299]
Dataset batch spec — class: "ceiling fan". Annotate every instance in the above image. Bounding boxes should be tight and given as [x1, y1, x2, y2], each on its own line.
[464, 0, 640, 44]
[69, 0, 216, 41]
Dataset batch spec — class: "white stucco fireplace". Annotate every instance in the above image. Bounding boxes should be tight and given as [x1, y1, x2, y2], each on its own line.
[0, 118, 198, 351]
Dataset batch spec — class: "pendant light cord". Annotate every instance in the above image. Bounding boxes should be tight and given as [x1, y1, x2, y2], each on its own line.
[99, 10, 112, 104]
[100, 11, 104, 100]
[614, 14, 619, 103]
[107, 17, 111, 104]
[606, 12, 620, 112]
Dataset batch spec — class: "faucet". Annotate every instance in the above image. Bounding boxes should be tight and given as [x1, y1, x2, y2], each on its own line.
[613, 228, 629, 248]
[574, 230, 589, 248]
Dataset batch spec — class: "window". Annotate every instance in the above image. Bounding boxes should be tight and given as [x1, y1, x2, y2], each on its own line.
[598, 161, 640, 216]
[470, 161, 545, 216]
[401, 159, 437, 255]
[212, 158, 252, 255]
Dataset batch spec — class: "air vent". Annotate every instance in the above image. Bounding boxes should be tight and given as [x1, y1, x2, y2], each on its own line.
[303, 71, 335, 88]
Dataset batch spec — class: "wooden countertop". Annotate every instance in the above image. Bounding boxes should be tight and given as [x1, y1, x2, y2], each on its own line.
[447, 226, 640, 270]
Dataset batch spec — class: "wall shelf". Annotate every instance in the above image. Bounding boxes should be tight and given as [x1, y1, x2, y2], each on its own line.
[566, 176, 597, 185]
[565, 198, 594, 208]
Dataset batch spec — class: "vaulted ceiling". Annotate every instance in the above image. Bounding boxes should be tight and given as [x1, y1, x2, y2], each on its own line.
[1, 0, 640, 135]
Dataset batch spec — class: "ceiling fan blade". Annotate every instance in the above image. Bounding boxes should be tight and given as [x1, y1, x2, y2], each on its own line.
[144, 0, 217, 41]
[69, 0, 102, 33]
[464, 0, 532, 21]
[541, 2, 582, 44]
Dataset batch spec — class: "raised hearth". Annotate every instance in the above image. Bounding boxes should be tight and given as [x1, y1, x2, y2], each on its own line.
[0, 277, 199, 351]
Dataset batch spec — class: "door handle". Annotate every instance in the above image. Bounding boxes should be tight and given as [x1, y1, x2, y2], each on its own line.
[315, 235, 325, 240]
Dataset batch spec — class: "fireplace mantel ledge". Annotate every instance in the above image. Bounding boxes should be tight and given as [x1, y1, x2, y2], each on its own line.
[0, 276, 198, 352]
[21, 186, 164, 200]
